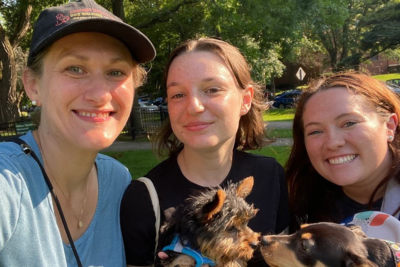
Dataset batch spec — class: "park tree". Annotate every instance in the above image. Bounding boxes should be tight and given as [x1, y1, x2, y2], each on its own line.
[0, 0, 65, 124]
[296, 0, 400, 71]
[122, 0, 299, 94]
[0, 0, 32, 124]
[359, 1, 400, 59]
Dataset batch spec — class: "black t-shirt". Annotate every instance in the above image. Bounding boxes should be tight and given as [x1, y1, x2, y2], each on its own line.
[333, 189, 383, 223]
[120, 149, 290, 267]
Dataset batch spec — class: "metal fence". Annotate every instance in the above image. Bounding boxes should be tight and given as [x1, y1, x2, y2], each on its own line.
[120, 107, 168, 140]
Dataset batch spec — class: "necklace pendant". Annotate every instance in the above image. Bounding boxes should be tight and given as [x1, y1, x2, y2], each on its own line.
[78, 220, 83, 228]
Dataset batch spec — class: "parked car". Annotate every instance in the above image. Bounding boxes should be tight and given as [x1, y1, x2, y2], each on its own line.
[386, 83, 400, 96]
[386, 79, 400, 87]
[158, 101, 168, 111]
[138, 102, 158, 112]
[272, 90, 302, 108]
[152, 97, 164, 106]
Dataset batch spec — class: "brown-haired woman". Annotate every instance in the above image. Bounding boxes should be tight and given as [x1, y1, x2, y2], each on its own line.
[121, 37, 290, 267]
[286, 71, 400, 235]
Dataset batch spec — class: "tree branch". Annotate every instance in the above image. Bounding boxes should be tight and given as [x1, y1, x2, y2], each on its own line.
[134, 0, 197, 29]
[10, 2, 32, 49]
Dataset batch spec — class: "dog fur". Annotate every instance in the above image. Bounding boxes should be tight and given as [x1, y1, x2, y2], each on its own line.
[160, 176, 260, 267]
[260, 222, 397, 267]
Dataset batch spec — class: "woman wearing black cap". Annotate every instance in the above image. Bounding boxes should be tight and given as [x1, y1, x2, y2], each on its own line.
[0, 0, 155, 266]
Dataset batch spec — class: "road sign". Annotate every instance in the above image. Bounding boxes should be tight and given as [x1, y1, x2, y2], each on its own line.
[296, 67, 306, 81]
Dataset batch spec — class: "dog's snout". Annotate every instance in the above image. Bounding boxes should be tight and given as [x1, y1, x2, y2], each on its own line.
[250, 241, 259, 249]
[261, 236, 270, 246]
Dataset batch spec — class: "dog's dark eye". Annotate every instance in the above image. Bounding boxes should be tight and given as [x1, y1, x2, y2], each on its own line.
[300, 240, 310, 252]
[227, 226, 237, 233]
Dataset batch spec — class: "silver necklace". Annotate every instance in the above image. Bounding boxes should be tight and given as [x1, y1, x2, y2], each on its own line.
[37, 133, 90, 228]
[51, 175, 89, 228]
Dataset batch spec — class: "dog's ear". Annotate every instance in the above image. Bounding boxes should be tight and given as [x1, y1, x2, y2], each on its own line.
[202, 189, 227, 221]
[236, 176, 254, 198]
[343, 252, 378, 267]
[164, 207, 176, 221]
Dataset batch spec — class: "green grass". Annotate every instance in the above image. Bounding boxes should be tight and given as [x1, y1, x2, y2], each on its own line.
[104, 150, 162, 180]
[251, 146, 291, 167]
[104, 145, 291, 180]
[372, 73, 400, 81]
[263, 108, 295, 121]
[267, 128, 293, 138]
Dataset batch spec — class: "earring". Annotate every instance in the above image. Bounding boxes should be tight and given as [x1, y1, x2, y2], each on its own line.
[389, 136, 394, 141]
[32, 100, 37, 106]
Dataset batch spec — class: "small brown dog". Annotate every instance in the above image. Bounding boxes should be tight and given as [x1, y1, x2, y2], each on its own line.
[160, 176, 260, 267]
[260, 222, 399, 267]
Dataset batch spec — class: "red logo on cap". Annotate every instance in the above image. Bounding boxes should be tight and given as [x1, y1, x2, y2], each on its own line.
[56, 13, 70, 26]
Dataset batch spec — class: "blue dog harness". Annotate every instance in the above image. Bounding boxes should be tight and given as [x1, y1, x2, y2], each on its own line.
[162, 235, 216, 267]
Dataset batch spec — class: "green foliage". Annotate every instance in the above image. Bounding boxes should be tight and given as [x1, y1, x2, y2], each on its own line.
[359, 2, 400, 57]
[122, 0, 298, 94]
[0, 0, 65, 50]
[2, 0, 399, 114]
[295, 0, 399, 69]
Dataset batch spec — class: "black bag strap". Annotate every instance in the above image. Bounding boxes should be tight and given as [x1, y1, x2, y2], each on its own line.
[9, 138, 83, 267]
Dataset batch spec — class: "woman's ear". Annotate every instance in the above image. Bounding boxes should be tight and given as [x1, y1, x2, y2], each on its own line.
[387, 113, 398, 142]
[240, 85, 254, 116]
[22, 68, 41, 106]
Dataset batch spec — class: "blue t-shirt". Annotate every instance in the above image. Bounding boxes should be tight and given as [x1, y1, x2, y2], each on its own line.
[0, 132, 131, 267]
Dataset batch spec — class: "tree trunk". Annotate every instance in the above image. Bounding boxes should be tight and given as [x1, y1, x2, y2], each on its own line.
[270, 73, 276, 96]
[0, 2, 32, 124]
[110, 0, 143, 138]
[111, 0, 125, 21]
[0, 26, 19, 124]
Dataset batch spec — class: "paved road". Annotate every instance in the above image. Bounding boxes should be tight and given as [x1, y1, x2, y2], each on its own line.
[102, 120, 293, 152]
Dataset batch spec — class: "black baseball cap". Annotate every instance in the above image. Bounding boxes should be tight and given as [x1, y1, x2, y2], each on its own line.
[28, 0, 156, 65]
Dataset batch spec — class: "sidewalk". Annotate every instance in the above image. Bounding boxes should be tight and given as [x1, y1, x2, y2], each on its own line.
[102, 120, 293, 152]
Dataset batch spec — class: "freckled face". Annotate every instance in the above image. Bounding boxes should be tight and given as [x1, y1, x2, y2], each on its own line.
[36, 32, 136, 151]
[302, 88, 392, 191]
[166, 51, 248, 152]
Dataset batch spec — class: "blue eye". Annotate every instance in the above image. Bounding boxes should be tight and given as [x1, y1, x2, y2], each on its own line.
[67, 66, 83, 74]
[307, 130, 322, 136]
[108, 70, 124, 76]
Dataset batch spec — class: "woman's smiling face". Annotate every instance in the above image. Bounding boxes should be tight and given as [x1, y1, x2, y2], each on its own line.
[32, 32, 136, 151]
[302, 87, 395, 194]
[166, 51, 251, 152]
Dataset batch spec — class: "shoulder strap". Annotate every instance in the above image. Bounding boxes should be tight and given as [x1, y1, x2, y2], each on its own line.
[138, 177, 161, 256]
[8, 137, 83, 267]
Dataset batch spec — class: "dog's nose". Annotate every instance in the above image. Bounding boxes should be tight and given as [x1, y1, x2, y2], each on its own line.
[261, 236, 270, 246]
[249, 241, 259, 249]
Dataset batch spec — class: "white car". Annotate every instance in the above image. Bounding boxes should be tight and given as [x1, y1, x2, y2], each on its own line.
[138, 102, 158, 113]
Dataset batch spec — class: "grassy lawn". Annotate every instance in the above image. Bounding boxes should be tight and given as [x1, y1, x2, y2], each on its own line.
[263, 108, 295, 121]
[104, 150, 162, 180]
[104, 145, 291, 180]
[267, 128, 293, 138]
[372, 73, 400, 81]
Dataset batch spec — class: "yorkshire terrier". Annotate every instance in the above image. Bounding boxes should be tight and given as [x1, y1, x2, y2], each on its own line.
[159, 176, 260, 267]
